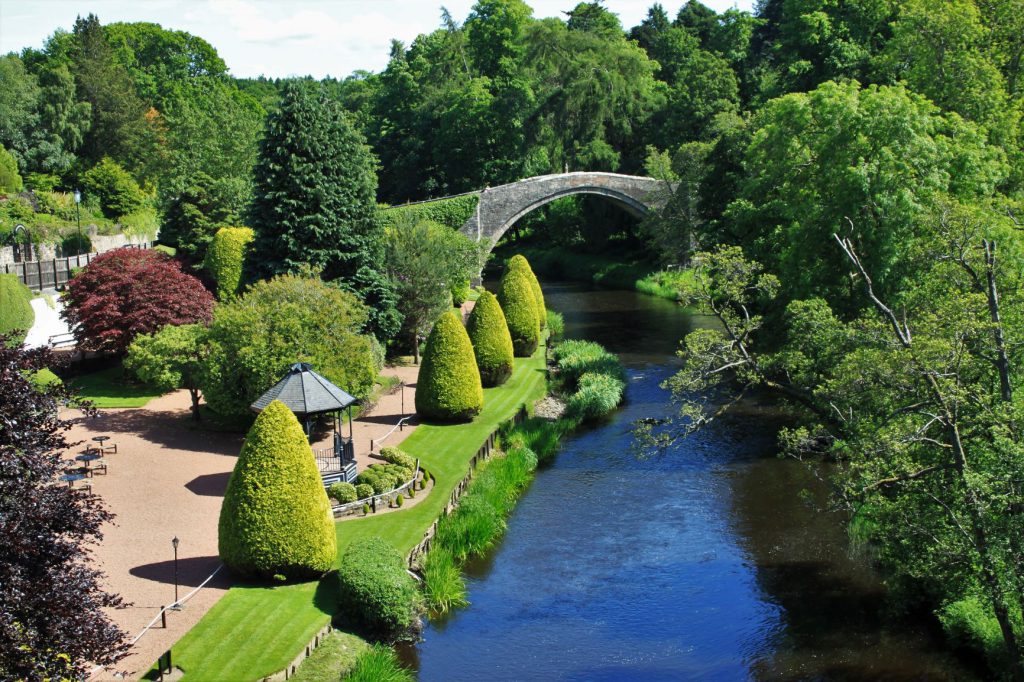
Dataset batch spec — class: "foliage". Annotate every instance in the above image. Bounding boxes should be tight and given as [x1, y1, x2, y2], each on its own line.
[204, 226, 254, 300]
[200, 274, 376, 423]
[465, 289, 515, 387]
[0, 273, 34, 344]
[218, 400, 336, 579]
[356, 463, 413, 496]
[159, 172, 246, 264]
[336, 537, 421, 637]
[507, 254, 545, 328]
[552, 339, 626, 392]
[0, 145, 23, 193]
[248, 81, 399, 343]
[415, 310, 483, 421]
[497, 265, 539, 357]
[939, 597, 1012, 675]
[81, 157, 144, 218]
[0, 337, 128, 678]
[384, 214, 480, 359]
[287, 631, 367, 682]
[61, 247, 213, 354]
[545, 310, 565, 342]
[355, 483, 374, 500]
[564, 371, 625, 422]
[377, 194, 480, 230]
[450, 279, 471, 307]
[421, 547, 468, 614]
[124, 323, 207, 419]
[327, 482, 358, 505]
[378, 446, 416, 471]
[342, 644, 413, 682]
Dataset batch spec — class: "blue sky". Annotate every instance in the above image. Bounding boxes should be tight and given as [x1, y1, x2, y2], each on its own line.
[0, 0, 756, 79]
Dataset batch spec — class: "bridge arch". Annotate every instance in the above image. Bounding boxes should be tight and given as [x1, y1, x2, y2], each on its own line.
[459, 172, 666, 247]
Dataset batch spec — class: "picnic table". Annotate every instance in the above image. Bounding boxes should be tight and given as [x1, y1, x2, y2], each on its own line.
[59, 472, 87, 487]
[75, 452, 107, 474]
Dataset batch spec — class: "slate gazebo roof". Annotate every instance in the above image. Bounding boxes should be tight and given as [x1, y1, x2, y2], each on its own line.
[250, 363, 357, 417]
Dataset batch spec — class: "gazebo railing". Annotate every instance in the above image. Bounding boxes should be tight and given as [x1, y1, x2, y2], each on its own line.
[313, 436, 353, 474]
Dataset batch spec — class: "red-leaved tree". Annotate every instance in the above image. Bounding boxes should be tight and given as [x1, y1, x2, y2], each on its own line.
[61, 248, 214, 353]
[0, 335, 128, 678]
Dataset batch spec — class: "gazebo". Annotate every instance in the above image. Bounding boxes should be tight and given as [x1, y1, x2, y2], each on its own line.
[250, 363, 358, 484]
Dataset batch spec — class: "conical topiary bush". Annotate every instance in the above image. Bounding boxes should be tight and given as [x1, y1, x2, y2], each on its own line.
[415, 310, 484, 421]
[497, 266, 540, 357]
[508, 254, 546, 329]
[219, 400, 336, 579]
[466, 290, 514, 387]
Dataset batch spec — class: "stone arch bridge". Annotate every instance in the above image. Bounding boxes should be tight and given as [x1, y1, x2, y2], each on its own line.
[458, 172, 668, 246]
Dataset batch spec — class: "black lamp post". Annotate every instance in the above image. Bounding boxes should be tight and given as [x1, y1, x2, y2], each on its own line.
[171, 536, 180, 607]
[73, 189, 82, 257]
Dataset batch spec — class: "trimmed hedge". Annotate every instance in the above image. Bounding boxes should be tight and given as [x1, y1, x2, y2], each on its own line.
[497, 266, 539, 357]
[218, 400, 336, 579]
[378, 446, 416, 471]
[415, 310, 484, 421]
[204, 227, 254, 300]
[355, 483, 374, 500]
[508, 254, 546, 329]
[465, 290, 514, 387]
[356, 463, 413, 495]
[0, 274, 34, 344]
[336, 537, 421, 637]
[328, 482, 358, 504]
[377, 194, 480, 230]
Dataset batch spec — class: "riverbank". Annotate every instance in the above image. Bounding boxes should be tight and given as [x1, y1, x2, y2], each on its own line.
[157, 346, 547, 681]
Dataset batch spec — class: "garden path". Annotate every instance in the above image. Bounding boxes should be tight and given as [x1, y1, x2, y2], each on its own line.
[68, 364, 420, 680]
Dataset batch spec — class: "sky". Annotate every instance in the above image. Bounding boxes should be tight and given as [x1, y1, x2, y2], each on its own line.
[0, 0, 755, 80]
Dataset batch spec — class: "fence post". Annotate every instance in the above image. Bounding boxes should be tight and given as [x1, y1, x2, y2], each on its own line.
[161, 607, 167, 629]
[36, 259, 43, 291]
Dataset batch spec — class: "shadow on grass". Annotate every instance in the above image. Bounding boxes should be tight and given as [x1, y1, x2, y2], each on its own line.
[315, 570, 339, 618]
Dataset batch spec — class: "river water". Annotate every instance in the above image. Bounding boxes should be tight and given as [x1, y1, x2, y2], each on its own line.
[402, 282, 975, 681]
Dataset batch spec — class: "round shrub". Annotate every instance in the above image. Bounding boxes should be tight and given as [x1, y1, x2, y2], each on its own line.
[355, 483, 374, 500]
[218, 400, 336, 579]
[362, 503, 371, 515]
[396, 494, 404, 507]
[508, 255, 546, 329]
[337, 537, 421, 637]
[61, 232, 92, 257]
[465, 290, 514, 387]
[82, 157, 143, 218]
[328, 482, 358, 504]
[0, 274, 34, 345]
[415, 310, 483, 421]
[204, 227, 254, 300]
[497, 266, 539, 357]
[379, 446, 416, 471]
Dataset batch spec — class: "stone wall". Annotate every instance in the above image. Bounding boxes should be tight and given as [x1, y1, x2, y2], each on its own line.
[0, 228, 150, 268]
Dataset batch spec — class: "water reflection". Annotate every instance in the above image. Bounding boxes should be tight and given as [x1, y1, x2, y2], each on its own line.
[404, 281, 975, 681]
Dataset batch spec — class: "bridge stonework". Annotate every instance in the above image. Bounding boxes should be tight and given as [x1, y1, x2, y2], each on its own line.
[459, 172, 667, 245]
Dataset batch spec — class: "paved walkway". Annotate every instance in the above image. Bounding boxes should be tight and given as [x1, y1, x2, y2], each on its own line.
[71, 365, 420, 680]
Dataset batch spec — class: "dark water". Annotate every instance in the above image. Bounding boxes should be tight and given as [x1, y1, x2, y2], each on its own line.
[402, 282, 974, 681]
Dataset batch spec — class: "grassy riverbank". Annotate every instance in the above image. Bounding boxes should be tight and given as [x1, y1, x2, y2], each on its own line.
[161, 347, 547, 681]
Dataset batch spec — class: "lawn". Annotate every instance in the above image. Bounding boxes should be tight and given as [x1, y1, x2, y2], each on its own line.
[69, 366, 166, 408]
[163, 346, 547, 681]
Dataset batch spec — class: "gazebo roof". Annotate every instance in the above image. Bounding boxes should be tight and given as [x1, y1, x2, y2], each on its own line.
[250, 363, 357, 416]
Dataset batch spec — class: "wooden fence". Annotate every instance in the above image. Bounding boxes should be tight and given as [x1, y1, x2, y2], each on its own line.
[4, 243, 149, 292]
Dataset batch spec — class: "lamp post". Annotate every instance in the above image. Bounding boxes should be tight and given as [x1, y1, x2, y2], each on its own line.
[171, 536, 180, 608]
[73, 189, 82, 257]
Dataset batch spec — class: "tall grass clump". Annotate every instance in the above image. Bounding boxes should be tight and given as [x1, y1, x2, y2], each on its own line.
[421, 547, 469, 614]
[546, 310, 565, 342]
[508, 417, 564, 464]
[343, 645, 413, 682]
[553, 339, 627, 391]
[635, 268, 695, 301]
[564, 371, 625, 423]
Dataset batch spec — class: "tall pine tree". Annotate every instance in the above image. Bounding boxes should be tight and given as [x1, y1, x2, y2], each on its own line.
[248, 81, 400, 342]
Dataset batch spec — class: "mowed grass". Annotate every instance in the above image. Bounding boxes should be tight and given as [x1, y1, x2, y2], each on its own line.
[165, 347, 547, 681]
[70, 367, 165, 408]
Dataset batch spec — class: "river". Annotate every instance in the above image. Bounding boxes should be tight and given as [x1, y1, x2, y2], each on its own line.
[400, 281, 976, 681]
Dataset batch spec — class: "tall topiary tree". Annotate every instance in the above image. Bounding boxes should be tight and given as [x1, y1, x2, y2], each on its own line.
[497, 265, 540, 357]
[508, 254, 546, 328]
[0, 274, 34, 345]
[248, 81, 400, 343]
[0, 144, 23, 194]
[466, 290, 514, 387]
[219, 400, 336, 579]
[415, 310, 483, 421]
[204, 226, 254, 300]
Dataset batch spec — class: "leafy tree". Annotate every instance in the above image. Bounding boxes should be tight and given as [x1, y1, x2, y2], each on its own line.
[628, 4, 670, 52]
[675, 1, 719, 46]
[0, 338, 127, 678]
[465, 289, 514, 387]
[566, 2, 623, 38]
[384, 215, 480, 362]
[200, 274, 378, 423]
[219, 400, 336, 579]
[159, 171, 243, 264]
[31, 64, 92, 175]
[0, 56, 41, 171]
[0, 144, 23, 193]
[466, 0, 533, 78]
[415, 310, 483, 421]
[248, 81, 399, 343]
[81, 157, 143, 218]
[497, 264, 540, 356]
[61, 247, 214, 353]
[125, 323, 207, 419]
[204, 227, 254, 300]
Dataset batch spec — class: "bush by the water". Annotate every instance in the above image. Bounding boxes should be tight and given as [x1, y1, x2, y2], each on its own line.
[327, 482, 358, 504]
[336, 537, 421, 637]
[218, 401, 336, 579]
[565, 371, 626, 423]
[508, 254, 546, 328]
[204, 227, 254, 300]
[342, 644, 413, 682]
[415, 310, 483, 421]
[553, 339, 627, 391]
[938, 597, 1011, 676]
[497, 265, 540, 357]
[0, 274, 34, 344]
[465, 290, 514, 387]
[422, 547, 468, 614]
[546, 310, 565, 342]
